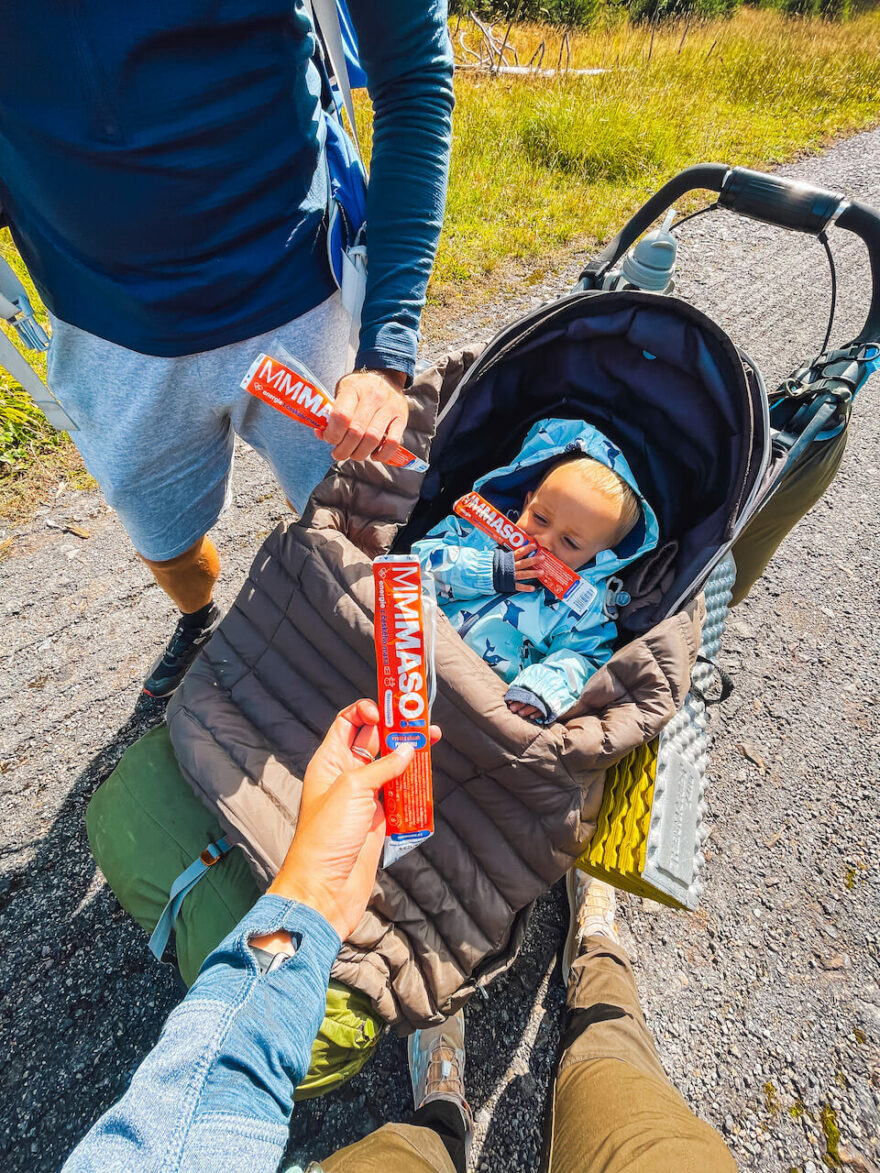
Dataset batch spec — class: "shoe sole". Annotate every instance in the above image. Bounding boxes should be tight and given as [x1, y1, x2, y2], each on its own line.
[561, 867, 580, 987]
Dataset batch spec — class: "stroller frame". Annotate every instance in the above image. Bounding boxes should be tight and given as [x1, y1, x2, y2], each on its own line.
[568, 163, 880, 907]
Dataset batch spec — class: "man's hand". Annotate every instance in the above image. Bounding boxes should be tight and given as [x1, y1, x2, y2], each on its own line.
[257, 700, 440, 943]
[320, 368, 409, 463]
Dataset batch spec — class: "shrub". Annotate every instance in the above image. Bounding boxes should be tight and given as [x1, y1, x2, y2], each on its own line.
[781, 0, 819, 13]
[627, 0, 742, 20]
[450, 0, 604, 24]
[818, 0, 851, 18]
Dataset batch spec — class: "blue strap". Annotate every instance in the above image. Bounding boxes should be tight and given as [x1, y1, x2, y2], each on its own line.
[149, 837, 231, 962]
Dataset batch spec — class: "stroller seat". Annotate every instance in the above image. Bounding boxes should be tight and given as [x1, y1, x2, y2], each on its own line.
[163, 288, 771, 1031]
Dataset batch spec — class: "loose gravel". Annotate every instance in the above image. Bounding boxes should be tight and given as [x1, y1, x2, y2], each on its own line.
[2, 129, 879, 1173]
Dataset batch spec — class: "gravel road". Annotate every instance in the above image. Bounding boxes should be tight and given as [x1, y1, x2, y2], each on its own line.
[2, 129, 879, 1173]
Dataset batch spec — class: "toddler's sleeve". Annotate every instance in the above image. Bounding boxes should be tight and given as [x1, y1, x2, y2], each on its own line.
[505, 623, 615, 723]
[412, 517, 515, 600]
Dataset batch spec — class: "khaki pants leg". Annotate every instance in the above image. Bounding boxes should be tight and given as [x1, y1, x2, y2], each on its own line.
[731, 426, 848, 606]
[544, 937, 736, 1173]
[322, 1123, 457, 1173]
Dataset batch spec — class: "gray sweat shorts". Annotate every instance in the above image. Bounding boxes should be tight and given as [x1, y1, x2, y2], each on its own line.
[47, 292, 351, 561]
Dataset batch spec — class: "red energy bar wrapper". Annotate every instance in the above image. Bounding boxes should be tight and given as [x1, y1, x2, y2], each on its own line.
[373, 555, 434, 867]
[241, 352, 429, 473]
[453, 491, 597, 616]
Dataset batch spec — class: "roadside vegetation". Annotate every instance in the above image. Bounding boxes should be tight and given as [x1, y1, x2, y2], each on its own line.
[2, 4, 880, 494]
[433, 7, 880, 300]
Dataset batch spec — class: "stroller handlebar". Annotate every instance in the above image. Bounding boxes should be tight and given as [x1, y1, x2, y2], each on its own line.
[579, 163, 880, 343]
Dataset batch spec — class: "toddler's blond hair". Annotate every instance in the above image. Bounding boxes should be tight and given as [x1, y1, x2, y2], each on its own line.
[550, 454, 641, 545]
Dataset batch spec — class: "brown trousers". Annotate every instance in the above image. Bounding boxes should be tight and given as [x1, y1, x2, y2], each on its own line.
[321, 938, 735, 1173]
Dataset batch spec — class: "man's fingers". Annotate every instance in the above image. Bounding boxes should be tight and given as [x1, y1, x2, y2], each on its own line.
[374, 412, 407, 463]
[428, 724, 442, 746]
[322, 382, 359, 447]
[347, 407, 398, 462]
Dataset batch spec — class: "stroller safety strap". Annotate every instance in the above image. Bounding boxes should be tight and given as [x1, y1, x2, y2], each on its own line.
[149, 836, 231, 962]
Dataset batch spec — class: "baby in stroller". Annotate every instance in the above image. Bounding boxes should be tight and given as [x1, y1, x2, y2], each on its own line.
[413, 418, 659, 724]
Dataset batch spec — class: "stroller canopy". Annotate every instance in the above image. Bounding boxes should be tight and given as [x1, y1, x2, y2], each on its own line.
[400, 290, 769, 633]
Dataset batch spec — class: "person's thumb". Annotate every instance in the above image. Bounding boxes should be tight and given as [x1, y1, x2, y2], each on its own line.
[352, 743, 415, 793]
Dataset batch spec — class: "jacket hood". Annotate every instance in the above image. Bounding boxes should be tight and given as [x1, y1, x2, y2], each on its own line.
[474, 417, 659, 578]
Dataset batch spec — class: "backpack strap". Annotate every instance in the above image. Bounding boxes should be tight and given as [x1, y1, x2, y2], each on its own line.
[148, 836, 232, 963]
[307, 0, 362, 163]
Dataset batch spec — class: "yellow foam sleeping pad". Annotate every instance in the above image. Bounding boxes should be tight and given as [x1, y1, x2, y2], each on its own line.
[577, 737, 686, 909]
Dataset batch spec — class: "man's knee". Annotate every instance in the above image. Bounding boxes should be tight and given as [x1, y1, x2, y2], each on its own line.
[547, 1059, 735, 1173]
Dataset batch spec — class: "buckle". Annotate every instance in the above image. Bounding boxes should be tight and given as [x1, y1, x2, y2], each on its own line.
[200, 845, 222, 867]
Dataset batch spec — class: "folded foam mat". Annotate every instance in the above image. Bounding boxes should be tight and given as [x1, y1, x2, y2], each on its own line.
[577, 554, 736, 909]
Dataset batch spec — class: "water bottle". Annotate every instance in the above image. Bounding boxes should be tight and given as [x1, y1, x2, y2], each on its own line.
[602, 209, 678, 294]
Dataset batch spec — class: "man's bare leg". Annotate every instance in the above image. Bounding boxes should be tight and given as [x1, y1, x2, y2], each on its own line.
[140, 536, 223, 697]
[141, 535, 221, 613]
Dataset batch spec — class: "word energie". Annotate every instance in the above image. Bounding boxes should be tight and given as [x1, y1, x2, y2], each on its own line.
[241, 353, 429, 473]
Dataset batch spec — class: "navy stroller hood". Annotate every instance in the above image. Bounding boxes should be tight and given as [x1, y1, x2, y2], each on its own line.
[399, 289, 769, 634]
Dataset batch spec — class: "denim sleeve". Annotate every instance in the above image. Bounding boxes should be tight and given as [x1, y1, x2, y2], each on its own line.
[412, 516, 497, 600]
[62, 895, 340, 1173]
[346, 0, 454, 377]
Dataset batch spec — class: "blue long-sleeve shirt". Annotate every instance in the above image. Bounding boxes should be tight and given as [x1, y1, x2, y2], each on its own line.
[62, 895, 340, 1173]
[0, 2, 454, 375]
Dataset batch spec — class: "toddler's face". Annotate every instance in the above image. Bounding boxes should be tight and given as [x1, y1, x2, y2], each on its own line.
[519, 463, 630, 571]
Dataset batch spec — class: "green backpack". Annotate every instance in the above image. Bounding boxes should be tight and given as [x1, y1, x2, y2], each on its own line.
[86, 724, 383, 1099]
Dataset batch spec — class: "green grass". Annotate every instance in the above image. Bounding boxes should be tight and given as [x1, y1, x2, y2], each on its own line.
[433, 8, 880, 301]
[2, 6, 880, 487]
[0, 234, 60, 480]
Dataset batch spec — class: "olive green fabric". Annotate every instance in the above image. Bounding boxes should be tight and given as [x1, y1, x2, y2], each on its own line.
[731, 425, 848, 606]
[86, 725, 383, 1097]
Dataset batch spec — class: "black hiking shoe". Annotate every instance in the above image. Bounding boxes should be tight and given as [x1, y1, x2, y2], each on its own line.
[142, 602, 223, 698]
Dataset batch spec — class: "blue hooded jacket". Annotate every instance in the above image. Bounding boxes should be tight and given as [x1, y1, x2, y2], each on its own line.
[412, 418, 659, 723]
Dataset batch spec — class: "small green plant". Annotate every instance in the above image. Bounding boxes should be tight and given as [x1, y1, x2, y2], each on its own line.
[819, 0, 851, 18]
[764, 1082, 781, 1114]
[820, 1103, 842, 1168]
[783, 0, 820, 15]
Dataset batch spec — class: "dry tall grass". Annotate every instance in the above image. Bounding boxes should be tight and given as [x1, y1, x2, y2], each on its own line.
[435, 8, 880, 293]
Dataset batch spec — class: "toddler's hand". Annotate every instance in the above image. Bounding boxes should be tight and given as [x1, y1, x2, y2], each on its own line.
[507, 699, 542, 721]
[513, 542, 539, 592]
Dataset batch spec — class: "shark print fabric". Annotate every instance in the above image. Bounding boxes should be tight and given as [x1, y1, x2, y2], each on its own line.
[411, 418, 659, 723]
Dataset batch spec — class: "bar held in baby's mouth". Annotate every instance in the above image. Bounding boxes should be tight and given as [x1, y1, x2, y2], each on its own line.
[453, 491, 597, 616]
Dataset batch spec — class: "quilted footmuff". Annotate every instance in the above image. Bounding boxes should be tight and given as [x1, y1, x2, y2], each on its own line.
[160, 351, 703, 1032]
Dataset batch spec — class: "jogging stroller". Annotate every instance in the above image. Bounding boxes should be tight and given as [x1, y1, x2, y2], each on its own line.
[88, 164, 880, 1077]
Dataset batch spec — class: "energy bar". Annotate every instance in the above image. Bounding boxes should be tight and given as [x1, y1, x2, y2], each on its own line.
[373, 555, 434, 867]
[241, 352, 429, 473]
[453, 490, 597, 616]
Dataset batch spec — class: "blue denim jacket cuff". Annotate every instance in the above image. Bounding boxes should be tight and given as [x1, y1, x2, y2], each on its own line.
[237, 894, 342, 973]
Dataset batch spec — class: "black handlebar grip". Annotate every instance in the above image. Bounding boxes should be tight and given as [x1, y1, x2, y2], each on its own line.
[718, 168, 843, 235]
